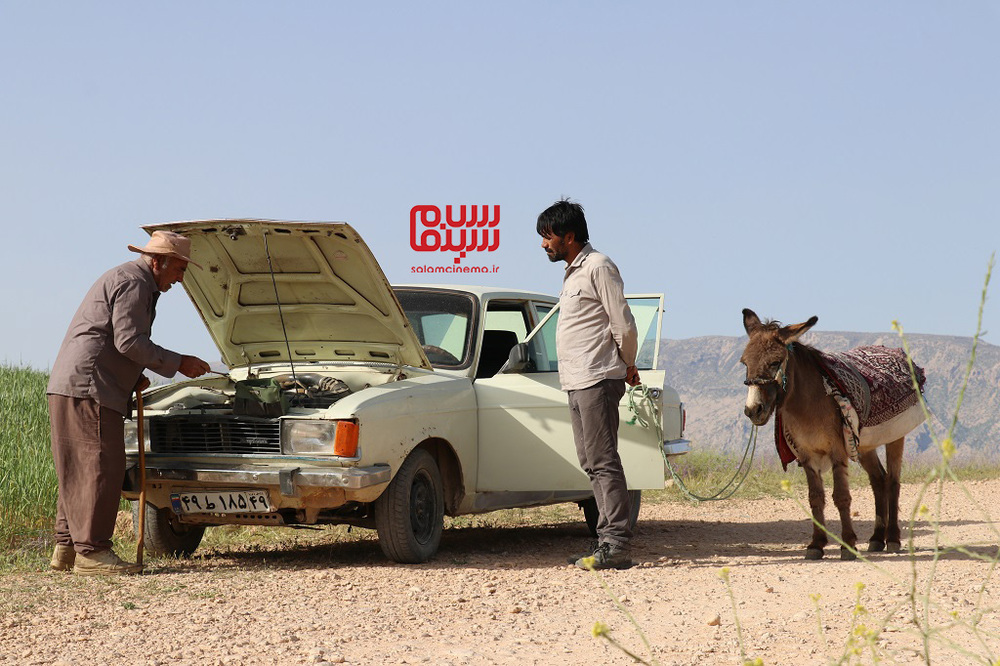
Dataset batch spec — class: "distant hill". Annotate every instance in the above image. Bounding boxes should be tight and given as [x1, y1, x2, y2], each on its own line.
[660, 333, 1000, 464]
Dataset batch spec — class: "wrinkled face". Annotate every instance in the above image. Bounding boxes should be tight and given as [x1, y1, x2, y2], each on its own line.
[739, 332, 788, 426]
[151, 256, 188, 292]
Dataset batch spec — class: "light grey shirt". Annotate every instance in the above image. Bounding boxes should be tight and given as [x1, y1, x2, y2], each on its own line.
[47, 259, 183, 415]
[555, 243, 638, 391]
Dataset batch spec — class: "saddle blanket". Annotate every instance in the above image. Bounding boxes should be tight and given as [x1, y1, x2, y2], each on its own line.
[775, 345, 926, 469]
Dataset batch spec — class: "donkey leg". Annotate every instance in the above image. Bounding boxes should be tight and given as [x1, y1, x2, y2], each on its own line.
[831, 461, 858, 560]
[884, 438, 905, 552]
[803, 466, 828, 560]
[858, 449, 888, 552]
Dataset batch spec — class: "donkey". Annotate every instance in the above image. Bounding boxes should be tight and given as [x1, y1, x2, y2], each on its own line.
[740, 309, 926, 560]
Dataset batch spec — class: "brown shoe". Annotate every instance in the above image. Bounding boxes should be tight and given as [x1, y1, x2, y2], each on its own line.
[50, 544, 76, 572]
[73, 549, 142, 576]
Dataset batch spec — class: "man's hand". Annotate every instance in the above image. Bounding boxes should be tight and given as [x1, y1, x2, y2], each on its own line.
[134, 375, 151, 394]
[625, 365, 641, 386]
[179, 355, 212, 378]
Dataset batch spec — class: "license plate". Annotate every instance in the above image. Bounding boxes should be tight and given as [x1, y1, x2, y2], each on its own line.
[170, 490, 272, 515]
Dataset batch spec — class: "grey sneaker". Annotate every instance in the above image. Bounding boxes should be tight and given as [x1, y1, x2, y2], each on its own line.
[73, 549, 142, 576]
[50, 544, 76, 572]
[575, 542, 633, 571]
[566, 540, 599, 565]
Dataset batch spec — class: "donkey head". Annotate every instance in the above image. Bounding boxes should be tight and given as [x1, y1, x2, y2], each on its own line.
[739, 308, 818, 426]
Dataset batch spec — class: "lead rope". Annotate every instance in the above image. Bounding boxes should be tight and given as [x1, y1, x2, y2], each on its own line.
[626, 384, 758, 502]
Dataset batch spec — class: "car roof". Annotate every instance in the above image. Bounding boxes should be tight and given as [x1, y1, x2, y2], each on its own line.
[392, 284, 558, 303]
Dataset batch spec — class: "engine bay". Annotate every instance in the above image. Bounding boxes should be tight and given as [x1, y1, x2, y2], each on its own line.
[145, 367, 403, 416]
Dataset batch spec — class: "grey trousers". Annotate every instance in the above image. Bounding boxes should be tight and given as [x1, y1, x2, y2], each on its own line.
[48, 395, 125, 555]
[567, 378, 631, 547]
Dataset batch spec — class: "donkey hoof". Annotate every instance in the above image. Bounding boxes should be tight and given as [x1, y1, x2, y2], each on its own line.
[886, 542, 902, 553]
[840, 547, 858, 561]
[805, 548, 824, 560]
[868, 540, 885, 553]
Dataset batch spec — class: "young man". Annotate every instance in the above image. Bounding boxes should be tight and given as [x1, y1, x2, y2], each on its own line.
[536, 199, 640, 570]
[47, 230, 211, 575]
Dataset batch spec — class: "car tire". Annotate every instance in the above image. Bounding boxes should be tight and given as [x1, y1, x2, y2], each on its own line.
[581, 490, 642, 538]
[131, 501, 206, 557]
[374, 448, 444, 564]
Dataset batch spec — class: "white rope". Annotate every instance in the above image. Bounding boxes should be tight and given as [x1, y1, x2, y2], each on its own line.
[626, 384, 758, 503]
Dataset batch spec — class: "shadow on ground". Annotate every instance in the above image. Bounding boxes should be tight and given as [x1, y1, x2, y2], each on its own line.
[145, 514, 997, 575]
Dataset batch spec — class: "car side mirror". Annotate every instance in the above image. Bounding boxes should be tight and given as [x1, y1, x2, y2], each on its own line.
[501, 342, 529, 373]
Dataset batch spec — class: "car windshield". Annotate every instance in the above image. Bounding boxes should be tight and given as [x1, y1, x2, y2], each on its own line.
[393, 289, 476, 368]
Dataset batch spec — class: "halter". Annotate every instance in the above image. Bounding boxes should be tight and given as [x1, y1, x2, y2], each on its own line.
[743, 343, 794, 391]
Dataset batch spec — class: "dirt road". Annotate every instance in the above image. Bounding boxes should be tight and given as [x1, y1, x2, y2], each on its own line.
[2, 478, 998, 665]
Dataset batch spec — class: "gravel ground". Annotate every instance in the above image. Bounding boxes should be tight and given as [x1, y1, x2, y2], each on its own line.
[2, 478, 999, 665]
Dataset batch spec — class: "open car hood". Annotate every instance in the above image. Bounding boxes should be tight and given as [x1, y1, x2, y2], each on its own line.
[143, 220, 430, 370]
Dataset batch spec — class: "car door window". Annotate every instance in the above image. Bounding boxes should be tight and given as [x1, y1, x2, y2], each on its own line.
[532, 303, 553, 326]
[484, 307, 529, 341]
[629, 297, 662, 371]
[518, 295, 662, 373]
[522, 309, 559, 373]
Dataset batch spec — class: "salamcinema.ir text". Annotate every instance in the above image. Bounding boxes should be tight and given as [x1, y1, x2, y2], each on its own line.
[410, 265, 499, 274]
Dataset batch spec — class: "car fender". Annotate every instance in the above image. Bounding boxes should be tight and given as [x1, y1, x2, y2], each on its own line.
[329, 373, 478, 493]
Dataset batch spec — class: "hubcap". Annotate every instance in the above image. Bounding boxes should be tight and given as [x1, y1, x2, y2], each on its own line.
[409, 471, 435, 544]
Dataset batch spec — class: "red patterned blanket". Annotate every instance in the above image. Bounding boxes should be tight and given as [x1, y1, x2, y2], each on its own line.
[774, 345, 925, 469]
[817, 346, 925, 429]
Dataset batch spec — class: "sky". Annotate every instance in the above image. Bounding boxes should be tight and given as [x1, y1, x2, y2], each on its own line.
[2, 2, 997, 372]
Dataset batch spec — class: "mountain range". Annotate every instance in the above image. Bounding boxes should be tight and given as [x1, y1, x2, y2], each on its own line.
[658, 333, 1000, 464]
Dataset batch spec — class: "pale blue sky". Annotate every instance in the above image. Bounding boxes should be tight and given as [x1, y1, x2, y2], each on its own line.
[2, 2, 996, 371]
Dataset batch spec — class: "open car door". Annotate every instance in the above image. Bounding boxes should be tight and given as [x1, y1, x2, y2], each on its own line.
[473, 295, 667, 492]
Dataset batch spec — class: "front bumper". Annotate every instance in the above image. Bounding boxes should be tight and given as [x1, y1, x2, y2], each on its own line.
[124, 460, 391, 496]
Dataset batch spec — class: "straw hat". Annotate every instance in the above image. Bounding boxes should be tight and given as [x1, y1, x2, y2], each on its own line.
[128, 230, 201, 269]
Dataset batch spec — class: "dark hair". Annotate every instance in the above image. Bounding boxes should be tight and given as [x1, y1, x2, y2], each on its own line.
[536, 198, 589, 244]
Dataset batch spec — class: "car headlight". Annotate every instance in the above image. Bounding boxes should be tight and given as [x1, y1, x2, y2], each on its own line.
[124, 420, 149, 453]
[282, 420, 360, 457]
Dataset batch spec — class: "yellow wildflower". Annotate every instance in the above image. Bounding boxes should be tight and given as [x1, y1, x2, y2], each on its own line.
[941, 437, 956, 462]
[591, 621, 610, 638]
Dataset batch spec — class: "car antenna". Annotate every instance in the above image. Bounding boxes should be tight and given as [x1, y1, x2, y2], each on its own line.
[262, 230, 300, 390]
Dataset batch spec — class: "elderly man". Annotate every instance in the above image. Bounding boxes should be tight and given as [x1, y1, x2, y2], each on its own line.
[46, 230, 211, 575]
[537, 199, 640, 571]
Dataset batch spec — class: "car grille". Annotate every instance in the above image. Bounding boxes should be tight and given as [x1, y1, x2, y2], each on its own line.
[149, 416, 281, 455]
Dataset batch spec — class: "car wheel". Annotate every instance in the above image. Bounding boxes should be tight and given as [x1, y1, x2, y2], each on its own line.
[131, 501, 206, 557]
[581, 490, 642, 538]
[374, 448, 444, 563]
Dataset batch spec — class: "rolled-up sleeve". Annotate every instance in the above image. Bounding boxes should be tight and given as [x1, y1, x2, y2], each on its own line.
[111, 279, 182, 377]
[592, 265, 638, 367]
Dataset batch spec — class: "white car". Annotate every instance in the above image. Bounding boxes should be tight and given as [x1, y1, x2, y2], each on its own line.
[123, 220, 689, 563]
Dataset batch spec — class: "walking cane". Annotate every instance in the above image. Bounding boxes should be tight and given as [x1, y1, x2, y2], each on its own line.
[135, 387, 146, 570]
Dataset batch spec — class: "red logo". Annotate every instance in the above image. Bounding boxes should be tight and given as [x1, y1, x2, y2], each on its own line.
[410, 205, 500, 265]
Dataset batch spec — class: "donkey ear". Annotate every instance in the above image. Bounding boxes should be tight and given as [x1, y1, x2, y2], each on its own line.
[778, 316, 818, 344]
[742, 308, 762, 335]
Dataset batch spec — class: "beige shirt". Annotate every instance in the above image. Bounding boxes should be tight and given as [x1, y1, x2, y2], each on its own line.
[47, 259, 183, 415]
[555, 243, 638, 391]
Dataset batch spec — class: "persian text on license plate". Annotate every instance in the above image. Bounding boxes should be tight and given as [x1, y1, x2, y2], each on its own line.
[170, 490, 272, 515]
